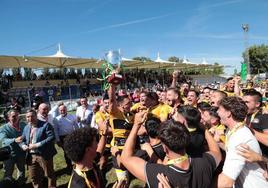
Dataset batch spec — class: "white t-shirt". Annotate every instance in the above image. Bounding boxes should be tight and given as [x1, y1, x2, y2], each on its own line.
[223, 126, 268, 188]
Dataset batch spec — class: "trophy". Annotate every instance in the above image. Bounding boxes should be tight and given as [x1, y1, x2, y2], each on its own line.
[98, 50, 123, 90]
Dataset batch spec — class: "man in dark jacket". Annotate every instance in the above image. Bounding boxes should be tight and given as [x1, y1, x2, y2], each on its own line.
[20, 109, 57, 188]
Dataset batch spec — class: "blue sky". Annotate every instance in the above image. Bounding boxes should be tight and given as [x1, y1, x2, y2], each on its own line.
[1, 0, 268, 74]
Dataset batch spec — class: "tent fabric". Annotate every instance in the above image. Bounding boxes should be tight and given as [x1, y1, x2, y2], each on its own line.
[0, 55, 220, 70]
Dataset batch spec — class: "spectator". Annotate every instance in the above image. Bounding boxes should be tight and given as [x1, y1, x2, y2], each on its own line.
[54, 104, 78, 171]
[76, 97, 92, 128]
[0, 110, 26, 185]
[20, 109, 57, 188]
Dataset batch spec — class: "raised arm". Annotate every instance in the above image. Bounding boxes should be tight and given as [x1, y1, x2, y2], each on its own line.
[121, 111, 148, 182]
[108, 83, 118, 113]
[233, 76, 241, 96]
[205, 129, 222, 167]
[170, 70, 179, 88]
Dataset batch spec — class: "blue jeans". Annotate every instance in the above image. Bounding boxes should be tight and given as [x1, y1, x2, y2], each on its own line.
[3, 155, 26, 184]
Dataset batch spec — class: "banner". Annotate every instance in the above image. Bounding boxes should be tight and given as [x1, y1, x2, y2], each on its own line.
[241, 63, 247, 81]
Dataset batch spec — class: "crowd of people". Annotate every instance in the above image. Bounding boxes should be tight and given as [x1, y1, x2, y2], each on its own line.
[0, 70, 268, 188]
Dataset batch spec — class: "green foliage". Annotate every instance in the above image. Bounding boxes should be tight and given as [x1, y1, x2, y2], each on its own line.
[168, 56, 182, 63]
[212, 62, 224, 75]
[243, 44, 268, 74]
[132, 56, 152, 62]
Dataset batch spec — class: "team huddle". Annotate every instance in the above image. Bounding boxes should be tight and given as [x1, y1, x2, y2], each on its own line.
[1, 70, 268, 188]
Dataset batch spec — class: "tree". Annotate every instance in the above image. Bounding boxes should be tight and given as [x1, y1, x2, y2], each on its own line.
[212, 62, 224, 75]
[168, 56, 182, 63]
[132, 56, 152, 62]
[243, 44, 268, 74]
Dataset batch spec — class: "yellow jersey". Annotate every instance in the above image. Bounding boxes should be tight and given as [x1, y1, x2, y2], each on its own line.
[110, 107, 134, 150]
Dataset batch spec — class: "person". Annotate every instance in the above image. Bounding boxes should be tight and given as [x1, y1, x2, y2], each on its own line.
[76, 97, 93, 128]
[64, 127, 107, 188]
[177, 105, 205, 157]
[201, 106, 226, 144]
[201, 87, 211, 103]
[20, 109, 57, 188]
[210, 90, 227, 107]
[236, 144, 268, 181]
[186, 89, 199, 107]
[166, 87, 182, 108]
[0, 109, 26, 185]
[108, 82, 134, 182]
[48, 101, 63, 126]
[121, 111, 221, 188]
[137, 117, 166, 163]
[37, 103, 50, 123]
[130, 91, 149, 113]
[217, 97, 268, 187]
[54, 104, 78, 170]
[94, 93, 113, 185]
[223, 77, 235, 96]
[243, 89, 268, 156]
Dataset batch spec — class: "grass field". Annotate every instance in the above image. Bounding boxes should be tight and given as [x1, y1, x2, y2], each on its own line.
[0, 110, 145, 187]
[0, 145, 145, 188]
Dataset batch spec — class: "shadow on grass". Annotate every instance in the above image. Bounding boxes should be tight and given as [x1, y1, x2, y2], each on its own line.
[55, 167, 72, 177]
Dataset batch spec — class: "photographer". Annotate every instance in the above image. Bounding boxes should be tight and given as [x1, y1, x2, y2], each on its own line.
[0, 109, 26, 185]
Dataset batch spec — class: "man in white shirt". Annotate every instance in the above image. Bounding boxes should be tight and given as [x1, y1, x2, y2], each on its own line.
[54, 104, 77, 170]
[217, 97, 268, 188]
[76, 97, 92, 128]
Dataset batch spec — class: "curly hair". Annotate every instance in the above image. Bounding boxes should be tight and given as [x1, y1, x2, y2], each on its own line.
[219, 97, 248, 122]
[158, 120, 190, 153]
[64, 127, 98, 163]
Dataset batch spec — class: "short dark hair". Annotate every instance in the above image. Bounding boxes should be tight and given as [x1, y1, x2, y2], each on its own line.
[64, 127, 98, 162]
[243, 89, 262, 106]
[146, 92, 159, 102]
[26, 109, 37, 116]
[227, 77, 233, 82]
[159, 120, 190, 153]
[197, 102, 211, 111]
[219, 97, 248, 122]
[145, 117, 161, 138]
[102, 91, 109, 100]
[203, 86, 211, 91]
[117, 94, 129, 103]
[177, 105, 201, 129]
[188, 89, 199, 97]
[205, 106, 220, 120]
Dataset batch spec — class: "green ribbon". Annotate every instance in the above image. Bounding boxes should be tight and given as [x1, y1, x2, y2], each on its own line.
[97, 61, 120, 90]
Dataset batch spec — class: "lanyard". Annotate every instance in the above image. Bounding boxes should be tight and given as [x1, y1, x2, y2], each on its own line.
[122, 112, 131, 124]
[225, 122, 244, 151]
[167, 154, 189, 165]
[73, 167, 100, 188]
[187, 127, 197, 132]
[249, 110, 259, 127]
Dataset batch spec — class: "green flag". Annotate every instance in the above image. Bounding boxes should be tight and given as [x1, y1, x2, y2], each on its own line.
[241, 63, 247, 81]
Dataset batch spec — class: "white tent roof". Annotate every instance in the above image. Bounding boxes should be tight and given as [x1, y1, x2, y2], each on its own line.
[47, 44, 71, 58]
